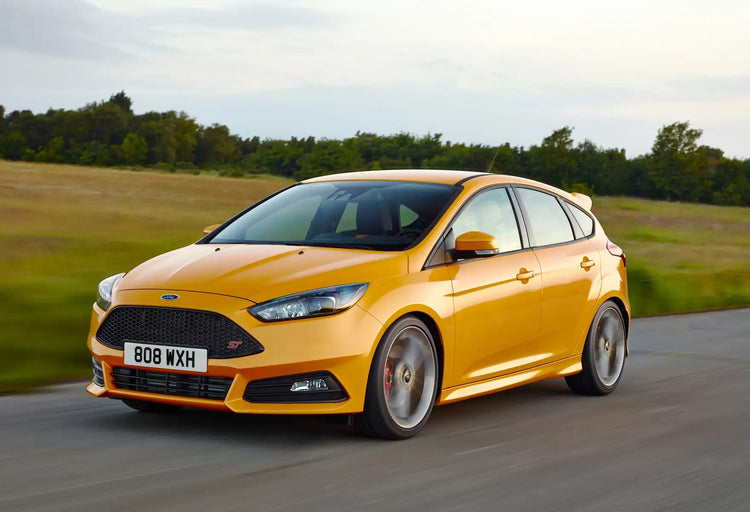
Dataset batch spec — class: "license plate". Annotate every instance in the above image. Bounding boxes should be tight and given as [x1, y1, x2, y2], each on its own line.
[123, 342, 207, 373]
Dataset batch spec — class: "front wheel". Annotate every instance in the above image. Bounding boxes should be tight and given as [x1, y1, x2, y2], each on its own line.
[566, 300, 627, 395]
[357, 316, 439, 439]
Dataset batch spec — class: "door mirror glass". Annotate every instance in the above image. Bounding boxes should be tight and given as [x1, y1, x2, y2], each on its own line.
[454, 231, 500, 256]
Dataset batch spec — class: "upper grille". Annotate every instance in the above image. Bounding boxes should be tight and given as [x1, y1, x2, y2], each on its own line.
[112, 367, 232, 400]
[96, 306, 263, 358]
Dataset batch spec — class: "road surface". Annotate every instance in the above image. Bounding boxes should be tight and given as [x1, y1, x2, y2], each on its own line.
[1, 309, 748, 511]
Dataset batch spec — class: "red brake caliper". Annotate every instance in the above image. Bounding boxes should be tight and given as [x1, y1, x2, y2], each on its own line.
[384, 356, 393, 398]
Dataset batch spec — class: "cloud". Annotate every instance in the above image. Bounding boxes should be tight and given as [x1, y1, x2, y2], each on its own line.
[144, 2, 332, 31]
[0, 0, 135, 60]
[666, 75, 750, 101]
[1, 0, 748, 158]
[0, 0, 333, 62]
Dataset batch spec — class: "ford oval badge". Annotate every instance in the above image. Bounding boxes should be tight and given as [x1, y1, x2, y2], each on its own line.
[161, 294, 179, 301]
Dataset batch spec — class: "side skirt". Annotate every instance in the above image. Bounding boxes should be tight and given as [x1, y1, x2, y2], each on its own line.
[438, 355, 582, 404]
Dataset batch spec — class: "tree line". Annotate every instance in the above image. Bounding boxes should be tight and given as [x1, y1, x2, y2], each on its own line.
[1, 92, 748, 206]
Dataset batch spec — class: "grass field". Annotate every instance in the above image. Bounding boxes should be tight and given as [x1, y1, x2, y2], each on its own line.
[0, 161, 292, 392]
[592, 197, 750, 316]
[1, 160, 749, 392]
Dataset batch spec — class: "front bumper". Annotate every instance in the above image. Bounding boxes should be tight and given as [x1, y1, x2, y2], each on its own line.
[87, 289, 383, 414]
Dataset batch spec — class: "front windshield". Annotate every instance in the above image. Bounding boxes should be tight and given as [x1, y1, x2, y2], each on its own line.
[208, 180, 459, 250]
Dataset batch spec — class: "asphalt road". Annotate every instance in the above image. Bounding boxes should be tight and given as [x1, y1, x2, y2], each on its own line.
[1, 309, 748, 512]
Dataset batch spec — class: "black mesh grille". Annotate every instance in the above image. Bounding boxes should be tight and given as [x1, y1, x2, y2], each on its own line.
[96, 306, 263, 358]
[111, 367, 233, 400]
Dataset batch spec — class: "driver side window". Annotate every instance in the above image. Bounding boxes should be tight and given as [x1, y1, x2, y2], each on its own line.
[451, 188, 522, 253]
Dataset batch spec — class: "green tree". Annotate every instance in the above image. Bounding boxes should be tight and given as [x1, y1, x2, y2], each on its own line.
[88, 102, 128, 145]
[245, 138, 308, 176]
[1, 131, 28, 160]
[527, 127, 577, 186]
[486, 143, 524, 175]
[5, 109, 49, 150]
[195, 123, 240, 166]
[423, 142, 494, 171]
[49, 136, 65, 161]
[109, 91, 133, 114]
[173, 112, 198, 163]
[295, 138, 364, 180]
[120, 132, 148, 165]
[712, 158, 749, 206]
[649, 122, 705, 201]
[35, 136, 65, 163]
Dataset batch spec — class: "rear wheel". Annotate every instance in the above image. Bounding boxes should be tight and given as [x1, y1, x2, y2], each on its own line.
[566, 300, 626, 395]
[357, 316, 439, 439]
[121, 398, 181, 413]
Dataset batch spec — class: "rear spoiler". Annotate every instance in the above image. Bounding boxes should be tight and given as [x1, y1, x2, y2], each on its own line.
[570, 192, 592, 211]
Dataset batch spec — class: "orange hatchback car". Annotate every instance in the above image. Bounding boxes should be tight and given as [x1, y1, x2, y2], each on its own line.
[87, 170, 629, 439]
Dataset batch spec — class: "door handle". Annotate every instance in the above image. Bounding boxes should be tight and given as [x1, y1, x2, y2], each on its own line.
[516, 269, 535, 281]
[580, 257, 596, 270]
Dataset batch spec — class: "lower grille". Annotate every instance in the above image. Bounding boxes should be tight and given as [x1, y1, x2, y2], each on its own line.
[111, 367, 232, 401]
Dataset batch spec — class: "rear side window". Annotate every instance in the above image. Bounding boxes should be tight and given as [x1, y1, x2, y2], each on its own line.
[335, 202, 358, 232]
[515, 188, 574, 247]
[400, 204, 419, 228]
[567, 202, 594, 237]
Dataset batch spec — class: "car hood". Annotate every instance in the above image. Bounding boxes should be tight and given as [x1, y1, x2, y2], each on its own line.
[119, 243, 408, 303]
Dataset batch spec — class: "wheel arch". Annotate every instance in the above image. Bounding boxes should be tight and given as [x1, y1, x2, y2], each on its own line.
[574, 294, 631, 356]
[605, 295, 631, 356]
[369, 308, 446, 402]
[408, 311, 445, 400]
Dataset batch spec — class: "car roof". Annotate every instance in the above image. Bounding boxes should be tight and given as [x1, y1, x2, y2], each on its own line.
[303, 169, 486, 185]
[302, 169, 592, 211]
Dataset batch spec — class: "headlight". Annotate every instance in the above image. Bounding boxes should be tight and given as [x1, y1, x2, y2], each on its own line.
[96, 273, 125, 310]
[249, 283, 369, 322]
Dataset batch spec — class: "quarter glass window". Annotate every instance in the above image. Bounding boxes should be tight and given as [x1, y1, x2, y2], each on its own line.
[568, 202, 594, 237]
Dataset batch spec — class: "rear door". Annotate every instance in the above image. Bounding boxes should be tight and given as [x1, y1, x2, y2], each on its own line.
[513, 187, 602, 360]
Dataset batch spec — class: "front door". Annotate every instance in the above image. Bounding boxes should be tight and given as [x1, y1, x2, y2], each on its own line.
[444, 187, 544, 386]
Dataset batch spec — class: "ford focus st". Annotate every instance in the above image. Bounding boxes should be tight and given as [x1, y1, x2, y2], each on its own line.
[87, 170, 629, 439]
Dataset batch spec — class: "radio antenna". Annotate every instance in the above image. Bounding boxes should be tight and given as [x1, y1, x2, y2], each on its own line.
[486, 144, 502, 173]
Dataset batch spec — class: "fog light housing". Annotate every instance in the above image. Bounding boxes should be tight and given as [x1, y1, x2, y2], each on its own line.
[290, 378, 329, 392]
[244, 372, 347, 403]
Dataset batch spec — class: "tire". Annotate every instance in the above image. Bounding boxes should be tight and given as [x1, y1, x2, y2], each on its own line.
[121, 398, 182, 413]
[357, 316, 439, 439]
[566, 300, 627, 395]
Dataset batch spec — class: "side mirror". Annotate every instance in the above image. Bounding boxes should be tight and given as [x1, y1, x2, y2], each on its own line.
[454, 231, 500, 256]
[203, 224, 221, 235]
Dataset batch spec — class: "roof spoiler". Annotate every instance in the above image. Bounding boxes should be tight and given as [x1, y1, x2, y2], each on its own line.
[570, 192, 592, 211]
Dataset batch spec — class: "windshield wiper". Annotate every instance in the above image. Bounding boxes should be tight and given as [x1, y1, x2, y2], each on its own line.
[301, 241, 376, 250]
[216, 240, 382, 250]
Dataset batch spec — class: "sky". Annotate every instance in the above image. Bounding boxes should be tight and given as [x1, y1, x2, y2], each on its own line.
[1, 0, 748, 158]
